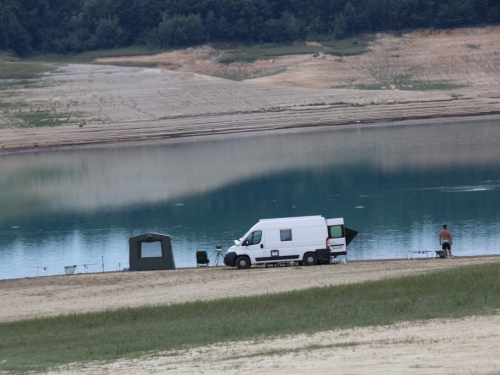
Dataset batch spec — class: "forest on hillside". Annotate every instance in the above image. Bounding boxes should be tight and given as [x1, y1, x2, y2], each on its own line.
[1, 0, 499, 57]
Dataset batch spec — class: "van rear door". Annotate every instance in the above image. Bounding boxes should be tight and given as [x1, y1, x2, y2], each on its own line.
[327, 224, 346, 254]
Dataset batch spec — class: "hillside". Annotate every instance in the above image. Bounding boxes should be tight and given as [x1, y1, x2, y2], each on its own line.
[1, 27, 500, 152]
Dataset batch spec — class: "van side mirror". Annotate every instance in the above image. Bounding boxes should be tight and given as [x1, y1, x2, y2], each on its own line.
[234, 240, 241, 246]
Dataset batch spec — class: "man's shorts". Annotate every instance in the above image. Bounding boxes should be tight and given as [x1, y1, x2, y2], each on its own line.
[442, 242, 451, 250]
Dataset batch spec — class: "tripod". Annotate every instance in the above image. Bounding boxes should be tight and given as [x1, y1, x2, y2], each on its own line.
[210, 245, 224, 266]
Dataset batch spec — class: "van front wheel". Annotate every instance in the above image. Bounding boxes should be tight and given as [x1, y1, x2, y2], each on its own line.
[303, 253, 318, 266]
[236, 256, 251, 269]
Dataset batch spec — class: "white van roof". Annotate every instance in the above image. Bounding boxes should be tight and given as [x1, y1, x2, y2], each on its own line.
[255, 216, 324, 230]
[326, 218, 344, 225]
[259, 216, 344, 225]
[259, 215, 323, 222]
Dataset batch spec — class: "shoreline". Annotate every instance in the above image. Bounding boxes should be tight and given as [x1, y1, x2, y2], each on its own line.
[2, 112, 500, 155]
[3, 253, 500, 283]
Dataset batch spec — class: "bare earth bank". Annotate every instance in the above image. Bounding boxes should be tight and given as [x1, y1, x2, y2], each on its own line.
[1, 27, 500, 152]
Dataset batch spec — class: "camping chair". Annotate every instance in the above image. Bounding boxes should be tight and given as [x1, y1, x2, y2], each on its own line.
[196, 251, 210, 268]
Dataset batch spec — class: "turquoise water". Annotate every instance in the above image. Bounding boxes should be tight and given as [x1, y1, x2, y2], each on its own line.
[1, 117, 500, 279]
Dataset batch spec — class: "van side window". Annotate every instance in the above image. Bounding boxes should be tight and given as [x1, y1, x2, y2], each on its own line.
[245, 230, 262, 245]
[328, 225, 344, 238]
[280, 229, 292, 241]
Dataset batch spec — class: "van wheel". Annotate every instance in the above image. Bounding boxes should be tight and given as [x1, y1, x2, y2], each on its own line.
[303, 253, 318, 266]
[236, 256, 250, 269]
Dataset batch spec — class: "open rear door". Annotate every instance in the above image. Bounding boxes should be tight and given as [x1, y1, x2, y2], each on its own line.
[345, 228, 358, 246]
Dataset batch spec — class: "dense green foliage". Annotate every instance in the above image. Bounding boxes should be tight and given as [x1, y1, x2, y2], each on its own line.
[0, 0, 499, 56]
[1, 262, 499, 372]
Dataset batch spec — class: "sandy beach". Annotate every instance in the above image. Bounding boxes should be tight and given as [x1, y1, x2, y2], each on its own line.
[2, 257, 500, 374]
[52, 315, 500, 375]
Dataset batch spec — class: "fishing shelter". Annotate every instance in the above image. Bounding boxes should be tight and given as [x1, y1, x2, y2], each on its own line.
[129, 233, 176, 271]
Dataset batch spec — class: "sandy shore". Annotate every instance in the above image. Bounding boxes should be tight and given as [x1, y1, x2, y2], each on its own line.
[1, 256, 499, 323]
[2, 257, 498, 374]
[52, 315, 500, 375]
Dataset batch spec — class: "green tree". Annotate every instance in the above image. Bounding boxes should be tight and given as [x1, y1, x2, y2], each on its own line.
[0, 14, 8, 50]
[343, 2, 360, 35]
[263, 18, 284, 42]
[281, 11, 301, 41]
[333, 12, 348, 39]
[6, 16, 32, 56]
[154, 13, 205, 47]
[436, 1, 476, 27]
[95, 16, 126, 49]
[204, 10, 217, 39]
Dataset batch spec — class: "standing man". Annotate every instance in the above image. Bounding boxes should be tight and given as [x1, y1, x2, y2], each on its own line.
[439, 224, 453, 259]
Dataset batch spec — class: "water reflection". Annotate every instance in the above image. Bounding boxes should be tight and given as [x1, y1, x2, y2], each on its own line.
[1, 117, 500, 279]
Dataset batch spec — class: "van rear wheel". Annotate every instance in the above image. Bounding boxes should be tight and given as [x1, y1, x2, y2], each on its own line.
[236, 256, 251, 269]
[303, 253, 318, 266]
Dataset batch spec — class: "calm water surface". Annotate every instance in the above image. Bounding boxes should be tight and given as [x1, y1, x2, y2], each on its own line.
[1, 118, 500, 279]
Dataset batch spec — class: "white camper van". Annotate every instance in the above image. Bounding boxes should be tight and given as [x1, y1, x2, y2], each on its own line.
[223, 215, 358, 269]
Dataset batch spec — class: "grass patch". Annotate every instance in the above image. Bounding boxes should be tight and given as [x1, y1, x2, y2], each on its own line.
[213, 67, 287, 81]
[349, 80, 465, 91]
[350, 83, 387, 90]
[27, 46, 169, 64]
[344, 66, 467, 91]
[321, 38, 369, 56]
[295, 102, 353, 107]
[94, 61, 164, 69]
[218, 38, 368, 64]
[352, 79, 465, 91]
[403, 81, 466, 91]
[0, 100, 28, 110]
[226, 341, 362, 361]
[12, 110, 74, 128]
[1, 262, 499, 372]
[393, 74, 466, 90]
[0, 61, 54, 80]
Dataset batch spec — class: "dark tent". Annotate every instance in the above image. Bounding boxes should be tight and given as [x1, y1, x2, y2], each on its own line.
[129, 233, 176, 271]
[345, 227, 359, 246]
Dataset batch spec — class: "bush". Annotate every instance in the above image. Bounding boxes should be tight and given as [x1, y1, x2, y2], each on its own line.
[152, 14, 205, 48]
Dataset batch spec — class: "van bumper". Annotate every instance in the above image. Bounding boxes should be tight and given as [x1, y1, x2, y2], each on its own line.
[224, 252, 237, 267]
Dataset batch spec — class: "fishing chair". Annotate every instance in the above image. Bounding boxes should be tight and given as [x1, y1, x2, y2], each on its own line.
[196, 251, 210, 268]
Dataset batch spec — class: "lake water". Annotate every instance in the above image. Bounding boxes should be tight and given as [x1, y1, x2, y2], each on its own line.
[1, 118, 500, 280]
